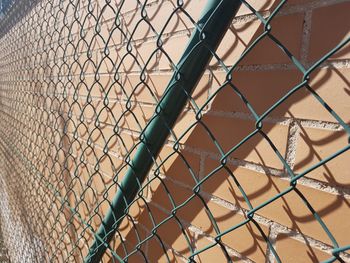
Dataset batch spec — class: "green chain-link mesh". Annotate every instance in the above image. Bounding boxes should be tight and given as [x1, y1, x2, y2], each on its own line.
[0, 0, 349, 262]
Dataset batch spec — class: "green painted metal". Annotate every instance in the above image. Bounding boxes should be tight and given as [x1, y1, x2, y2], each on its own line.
[1, 0, 350, 262]
[84, 1, 242, 262]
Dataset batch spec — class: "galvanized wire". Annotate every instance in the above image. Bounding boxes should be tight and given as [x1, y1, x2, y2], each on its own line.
[0, 0, 349, 262]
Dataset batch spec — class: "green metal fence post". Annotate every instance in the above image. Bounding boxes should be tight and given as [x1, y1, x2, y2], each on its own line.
[84, 1, 241, 262]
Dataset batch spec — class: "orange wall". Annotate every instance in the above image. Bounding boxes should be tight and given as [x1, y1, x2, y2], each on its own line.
[0, 0, 349, 262]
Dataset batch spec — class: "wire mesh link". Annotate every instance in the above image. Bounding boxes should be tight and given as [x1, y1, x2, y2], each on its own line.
[0, 0, 349, 262]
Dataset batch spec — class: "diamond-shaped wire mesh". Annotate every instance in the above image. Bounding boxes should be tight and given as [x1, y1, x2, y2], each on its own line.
[0, 0, 349, 262]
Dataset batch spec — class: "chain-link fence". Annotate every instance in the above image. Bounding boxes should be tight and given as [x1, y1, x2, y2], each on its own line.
[0, 0, 349, 262]
[0, 0, 13, 14]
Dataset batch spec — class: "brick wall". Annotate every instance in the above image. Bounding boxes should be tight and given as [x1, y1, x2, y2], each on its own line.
[0, 0, 349, 262]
